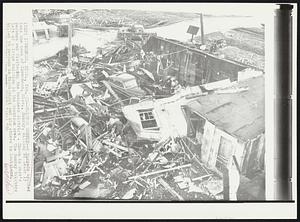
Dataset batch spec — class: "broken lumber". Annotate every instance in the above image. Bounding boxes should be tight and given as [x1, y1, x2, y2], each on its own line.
[79, 181, 91, 189]
[61, 170, 98, 178]
[102, 80, 124, 105]
[157, 177, 184, 200]
[85, 125, 93, 150]
[107, 147, 122, 158]
[34, 105, 70, 114]
[34, 115, 75, 124]
[93, 131, 109, 142]
[102, 140, 131, 152]
[192, 174, 213, 182]
[128, 163, 191, 180]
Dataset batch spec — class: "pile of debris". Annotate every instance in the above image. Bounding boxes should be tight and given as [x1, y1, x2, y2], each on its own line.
[194, 27, 265, 70]
[70, 9, 198, 29]
[34, 116, 221, 200]
[33, 37, 224, 200]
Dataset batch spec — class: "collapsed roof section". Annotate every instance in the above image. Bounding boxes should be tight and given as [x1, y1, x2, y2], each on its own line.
[123, 74, 264, 143]
[122, 85, 205, 141]
[186, 75, 265, 141]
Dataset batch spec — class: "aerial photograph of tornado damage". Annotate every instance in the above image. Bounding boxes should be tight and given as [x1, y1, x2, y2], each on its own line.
[33, 8, 265, 201]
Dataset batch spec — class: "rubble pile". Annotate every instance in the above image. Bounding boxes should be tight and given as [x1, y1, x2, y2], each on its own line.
[70, 9, 198, 29]
[33, 38, 221, 200]
[34, 118, 219, 200]
[194, 27, 265, 70]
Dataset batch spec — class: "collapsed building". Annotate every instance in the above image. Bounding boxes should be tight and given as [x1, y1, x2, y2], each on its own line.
[142, 36, 259, 85]
[183, 75, 265, 199]
[122, 85, 204, 141]
[33, 22, 265, 200]
[123, 74, 265, 199]
[183, 76, 264, 176]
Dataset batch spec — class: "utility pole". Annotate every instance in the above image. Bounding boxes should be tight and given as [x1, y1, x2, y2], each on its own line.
[199, 13, 205, 44]
[67, 15, 72, 72]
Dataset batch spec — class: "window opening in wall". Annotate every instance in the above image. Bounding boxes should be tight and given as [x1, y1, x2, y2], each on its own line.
[138, 109, 158, 130]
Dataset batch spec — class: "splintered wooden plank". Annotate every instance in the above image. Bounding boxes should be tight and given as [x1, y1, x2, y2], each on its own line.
[128, 164, 191, 180]
[157, 177, 184, 200]
[85, 125, 92, 150]
[101, 80, 123, 105]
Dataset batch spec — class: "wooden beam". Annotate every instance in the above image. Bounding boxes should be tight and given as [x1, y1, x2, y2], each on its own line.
[106, 147, 122, 158]
[102, 140, 130, 152]
[157, 177, 184, 200]
[61, 170, 98, 178]
[101, 80, 124, 105]
[128, 164, 191, 180]
[192, 174, 212, 182]
[34, 105, 70, 114]
[85, 125, 92, 150]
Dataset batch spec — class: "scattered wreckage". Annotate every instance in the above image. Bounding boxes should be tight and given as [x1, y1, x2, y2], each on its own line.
[33, 29, 265, 200]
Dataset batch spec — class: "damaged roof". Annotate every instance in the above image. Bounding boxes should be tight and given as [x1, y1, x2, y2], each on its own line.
[187, 76, 264, 141]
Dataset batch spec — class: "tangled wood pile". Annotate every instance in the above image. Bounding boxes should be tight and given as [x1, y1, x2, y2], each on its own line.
[33, 37, 222, 200]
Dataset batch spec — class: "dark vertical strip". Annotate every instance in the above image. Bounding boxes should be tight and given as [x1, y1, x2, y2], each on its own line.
[200, 13, 205, 44]
[223, 168, 230, 200]
[274, 4, 293, 200]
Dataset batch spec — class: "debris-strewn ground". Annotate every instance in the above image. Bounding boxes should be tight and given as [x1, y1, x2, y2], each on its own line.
[33, 12, 265, 200]
[34, 9, 198, 29]
[33, 34, 222, 200]
[195, 27, 265, 70]
[73, 9, 198, 28]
